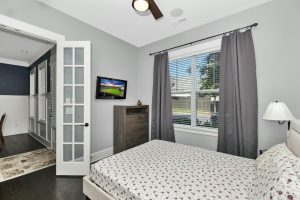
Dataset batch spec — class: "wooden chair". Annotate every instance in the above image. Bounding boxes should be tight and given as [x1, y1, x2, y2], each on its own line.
[0, 113, 6, 152]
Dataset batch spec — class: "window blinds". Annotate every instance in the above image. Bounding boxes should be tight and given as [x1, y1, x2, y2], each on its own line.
[169, 51, 220, 129]
[169, 57, 192, 125]
[29, 72, 35, 118]
[50, 49, 57, 127]
[38, 61, 47, 121]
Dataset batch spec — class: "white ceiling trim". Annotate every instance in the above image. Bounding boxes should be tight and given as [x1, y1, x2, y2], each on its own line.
[0, 57, 29, 67]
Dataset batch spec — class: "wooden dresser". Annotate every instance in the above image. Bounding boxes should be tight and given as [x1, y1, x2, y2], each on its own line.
[114, 105, 149, 154]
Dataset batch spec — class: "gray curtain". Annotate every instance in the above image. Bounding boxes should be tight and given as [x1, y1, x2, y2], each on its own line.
[217, 30, 258, 159]
[151, 52, 175, 142]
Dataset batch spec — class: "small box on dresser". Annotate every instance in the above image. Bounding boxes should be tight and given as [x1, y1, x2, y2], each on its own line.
[113, 105, 149, 154]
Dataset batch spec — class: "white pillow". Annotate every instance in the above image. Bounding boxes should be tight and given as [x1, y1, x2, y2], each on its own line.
[255, 143, 290, 170]
[252, 144, 300, 200]
[287, 128, 300, 158]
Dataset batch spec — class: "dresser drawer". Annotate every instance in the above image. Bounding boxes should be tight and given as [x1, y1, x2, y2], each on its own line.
[126, 113, 148, 123]
[126, 122, 148, 133]
[125, 131, 148, 149]
[126, 128, 148, 138]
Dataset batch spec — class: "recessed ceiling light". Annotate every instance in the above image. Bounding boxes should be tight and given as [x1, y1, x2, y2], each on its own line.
[170, 8, 183, 17]
[21, 50, 29, 54]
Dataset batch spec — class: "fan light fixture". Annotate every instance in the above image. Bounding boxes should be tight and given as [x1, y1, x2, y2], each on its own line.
[132, 0, 149, 12]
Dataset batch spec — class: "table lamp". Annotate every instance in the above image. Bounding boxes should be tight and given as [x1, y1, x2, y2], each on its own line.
[263, 101, 295, 129]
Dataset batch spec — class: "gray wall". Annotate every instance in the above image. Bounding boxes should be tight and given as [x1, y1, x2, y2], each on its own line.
[136, 0, 300, 151]
[0, 0, 139, 153]
[1, 0, 299, 153]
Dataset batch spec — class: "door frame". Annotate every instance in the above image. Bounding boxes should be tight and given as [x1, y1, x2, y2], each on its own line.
[0, 14, 91, 175]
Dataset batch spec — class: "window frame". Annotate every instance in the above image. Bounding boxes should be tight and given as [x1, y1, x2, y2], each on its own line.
[169, 39, 221, 135]
[38, 60, 48, 122]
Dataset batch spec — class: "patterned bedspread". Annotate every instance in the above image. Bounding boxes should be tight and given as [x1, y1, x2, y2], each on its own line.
[91, 140, 256, 200]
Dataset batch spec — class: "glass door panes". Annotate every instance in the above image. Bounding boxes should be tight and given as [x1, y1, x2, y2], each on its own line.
[75, 48, 84, 65]
[75, 86, 84, 104]
[63, 47, 85, 162]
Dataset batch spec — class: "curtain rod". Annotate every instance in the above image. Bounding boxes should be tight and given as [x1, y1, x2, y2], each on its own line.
[149, 23, 258, 56]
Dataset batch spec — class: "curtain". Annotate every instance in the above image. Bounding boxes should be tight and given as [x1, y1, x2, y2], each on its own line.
[151, 52, 175, 142]
[217, 30, 258, 159]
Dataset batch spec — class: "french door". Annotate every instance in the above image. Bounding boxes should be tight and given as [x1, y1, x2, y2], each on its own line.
[56, 41, 91, 175]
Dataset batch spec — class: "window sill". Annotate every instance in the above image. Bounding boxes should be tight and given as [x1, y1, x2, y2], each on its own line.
[174, 125, 218, 137]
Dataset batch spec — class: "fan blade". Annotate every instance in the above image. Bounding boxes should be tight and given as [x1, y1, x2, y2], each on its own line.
[148, 0, 163, 20]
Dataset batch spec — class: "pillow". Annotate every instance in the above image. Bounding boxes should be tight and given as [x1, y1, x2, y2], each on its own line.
[255, 143, 291, 170]
[287, 128, 300, 158]
[290, 156, 300, 180]
[252, 145, 300, 200]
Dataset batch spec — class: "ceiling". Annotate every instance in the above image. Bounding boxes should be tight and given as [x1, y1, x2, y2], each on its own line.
[0, 28, 54, 67]
[39, 0, 272, 47]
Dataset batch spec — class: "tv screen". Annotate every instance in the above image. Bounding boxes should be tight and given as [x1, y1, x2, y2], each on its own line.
[96, 76, 127, 99]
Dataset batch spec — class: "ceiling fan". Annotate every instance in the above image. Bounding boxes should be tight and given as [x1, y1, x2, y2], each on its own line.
[132, 0, 163, 20]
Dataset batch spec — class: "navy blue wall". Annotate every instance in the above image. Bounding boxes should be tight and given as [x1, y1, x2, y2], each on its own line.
[0, 63, 29, 95]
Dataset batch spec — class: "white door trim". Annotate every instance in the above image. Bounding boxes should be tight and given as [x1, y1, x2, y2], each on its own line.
[0, 14, 85, 175]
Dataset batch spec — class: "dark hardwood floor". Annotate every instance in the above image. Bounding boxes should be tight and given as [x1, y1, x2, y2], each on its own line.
[0, 134, 85, 200]
[0, 166, 85, 200]
[0, 133, 45, 158]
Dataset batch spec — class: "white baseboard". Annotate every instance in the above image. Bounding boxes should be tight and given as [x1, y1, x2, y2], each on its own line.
[91, 147, 113, 163]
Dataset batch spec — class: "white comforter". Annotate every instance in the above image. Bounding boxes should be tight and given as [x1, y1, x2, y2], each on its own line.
[91, 140, 256, 200]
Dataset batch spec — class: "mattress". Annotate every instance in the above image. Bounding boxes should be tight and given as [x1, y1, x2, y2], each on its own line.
[91, 140, 256, 200]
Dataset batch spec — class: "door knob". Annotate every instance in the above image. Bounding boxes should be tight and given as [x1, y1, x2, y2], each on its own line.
[80, 123, 89, 127]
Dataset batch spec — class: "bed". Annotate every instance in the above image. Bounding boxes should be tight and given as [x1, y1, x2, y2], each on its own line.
[83, 121, 300, 200]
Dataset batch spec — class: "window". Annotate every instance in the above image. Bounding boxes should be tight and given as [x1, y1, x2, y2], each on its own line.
[29, 69, 36, 132]
[169, 49, 220, 130]
[38, 60, 47, 121]
[29, 71, 36, 118]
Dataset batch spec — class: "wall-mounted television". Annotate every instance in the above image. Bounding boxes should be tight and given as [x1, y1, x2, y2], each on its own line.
[96, 76, 127, 99]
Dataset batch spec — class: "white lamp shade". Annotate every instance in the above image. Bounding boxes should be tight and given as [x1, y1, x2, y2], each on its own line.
[263, 101, 295, 121]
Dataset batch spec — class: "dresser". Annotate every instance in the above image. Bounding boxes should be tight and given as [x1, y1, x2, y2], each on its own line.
[114, 105, 149, 154]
